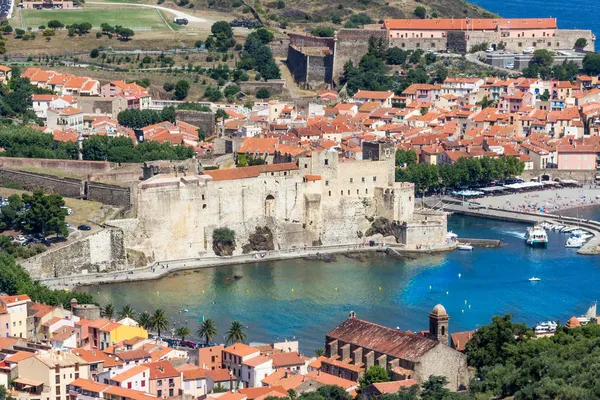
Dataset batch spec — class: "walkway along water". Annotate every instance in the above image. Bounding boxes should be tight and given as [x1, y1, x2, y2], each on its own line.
[40, 241, 457, 290]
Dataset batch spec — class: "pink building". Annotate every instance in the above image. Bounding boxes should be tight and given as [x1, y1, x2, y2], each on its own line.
[147, 361, 182, 399]
[557, 144, 598, 170]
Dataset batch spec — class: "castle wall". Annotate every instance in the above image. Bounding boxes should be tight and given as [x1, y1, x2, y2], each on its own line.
[238, 80, 287, 95]
[20, 228, 127, 279]
[333, 29, 387, 82]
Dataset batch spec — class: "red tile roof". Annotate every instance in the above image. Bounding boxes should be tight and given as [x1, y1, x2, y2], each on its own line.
[203, 163, 299, 182]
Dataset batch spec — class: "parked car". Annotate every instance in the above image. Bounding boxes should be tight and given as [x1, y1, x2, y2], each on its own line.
[78, 225, 91, 231]
[523, 46, 536, 54]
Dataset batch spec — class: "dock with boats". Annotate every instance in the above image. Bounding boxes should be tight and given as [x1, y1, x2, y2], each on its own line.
[428, 200, 600, 255]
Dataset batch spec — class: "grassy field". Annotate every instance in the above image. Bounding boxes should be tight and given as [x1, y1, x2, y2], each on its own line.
[20, 7, 170, 30]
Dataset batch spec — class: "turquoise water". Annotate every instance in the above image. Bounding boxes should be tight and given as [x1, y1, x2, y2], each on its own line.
[82, 212, 600, 352]
[468, 0, 599, 50]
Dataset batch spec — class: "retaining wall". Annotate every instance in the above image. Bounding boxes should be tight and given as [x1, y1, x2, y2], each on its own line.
[0, 158, 111, 174]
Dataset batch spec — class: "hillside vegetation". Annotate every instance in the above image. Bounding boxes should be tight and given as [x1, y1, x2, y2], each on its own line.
[192, 0, 496, 31]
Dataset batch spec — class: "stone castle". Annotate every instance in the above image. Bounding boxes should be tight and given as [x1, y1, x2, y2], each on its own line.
[108, 142, 447, 262]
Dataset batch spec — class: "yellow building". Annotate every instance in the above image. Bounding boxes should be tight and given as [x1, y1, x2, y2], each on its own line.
[91, 320, 148, 350]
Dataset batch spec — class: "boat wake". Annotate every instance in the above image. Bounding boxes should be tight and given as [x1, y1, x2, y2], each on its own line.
[495, 229, 526, 239]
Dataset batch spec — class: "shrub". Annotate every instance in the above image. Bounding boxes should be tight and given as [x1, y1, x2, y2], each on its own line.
[47, 20, 64, 29]
[96, 32, 102, 38]
[89, 48, 100, 58]
[414, 6, 426, 18]
[231, 0, 243, 6]
[311, 26, 334, 37]
[575, 38, 588, 49]
[276, 0, 285, 8]
[213, 227, 235, 245]
[163, 82, 175, 92]
[256, 88, 270, 98]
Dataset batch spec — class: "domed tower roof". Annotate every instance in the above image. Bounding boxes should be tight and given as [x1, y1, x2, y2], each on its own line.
[566, 316, 581, 328]
[430, 304, 448, 317]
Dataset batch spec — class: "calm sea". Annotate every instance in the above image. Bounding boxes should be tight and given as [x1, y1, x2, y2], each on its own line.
[82, 212, 600, 352]
[468, 0, 599, 51]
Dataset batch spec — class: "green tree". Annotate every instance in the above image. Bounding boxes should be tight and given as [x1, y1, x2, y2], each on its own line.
[82, 135, 109, 160]
[413, 6, 426, 18]
[225, 320, 247, 344]
[359, 365, 390, 388]
[395, 149, 417, 167]
[367, 36, 387, 59]
[19, 190, 69, 237]
[574, 38, 588, 49]
[466, 314, 532, 370]
[316, 386, 351, 400]
[540, 89, 550, 101]
[583, 53, 600, 75]
[256, 28, 274, 43]
[197, 318, 218, 344]
[173, 79, 190, 100]
[224, 84, 240, 99]
[118, 303, 136, 320]
[151, 308, 169, 337]
[0, 194, 23, 230]
[47, 20, 64, 29]
[385, 47, 407, 65]
[314, 348, 325, 357]
[1, 381, 16, 400]
[204, 86, 223, 102]
[138, 311, 152, 330]
[420, 376, 458, 400]
[102, 303, 115, 319]
[175, 325, 191, 343]
[90, 48, 99, 58]
[256, 88, 271, 99]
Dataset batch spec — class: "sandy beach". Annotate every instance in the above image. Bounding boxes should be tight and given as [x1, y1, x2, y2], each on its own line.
[476, 187, 600, 215]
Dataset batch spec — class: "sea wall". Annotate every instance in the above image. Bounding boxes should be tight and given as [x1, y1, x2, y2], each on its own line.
[20, 228, 129, 279]
[521, 169, 596, 183]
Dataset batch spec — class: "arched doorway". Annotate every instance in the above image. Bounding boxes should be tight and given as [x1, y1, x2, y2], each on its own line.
[265, 195, 275, 218]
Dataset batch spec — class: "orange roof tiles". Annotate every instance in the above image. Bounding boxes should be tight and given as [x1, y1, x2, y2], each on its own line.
[384, 18, 557, 31]
[204, 163, 299, 182]
[111, 365, 149, 383]
[270, 352, 307, 368]
[224, 343, 260, 358]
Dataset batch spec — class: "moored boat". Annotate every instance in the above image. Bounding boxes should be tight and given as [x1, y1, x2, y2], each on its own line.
[525, 225, 548, 246]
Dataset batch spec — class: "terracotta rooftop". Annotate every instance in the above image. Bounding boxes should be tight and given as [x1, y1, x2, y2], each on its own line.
[326, 317, 438, 361]
[203, 163, 299, 181]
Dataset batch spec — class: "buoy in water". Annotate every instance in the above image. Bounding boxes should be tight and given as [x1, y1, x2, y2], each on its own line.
[429, 285, 432, 290]
[446, 291, 449, 295]
[458, 273, 461, 278]
[462, 309, 464, 313]
[379, 286, 382, 291]
[335, 288, 338, 291]
[292, 288, 294, 292]
[468, 304, 471, 309]
[246, 289, 249, 293]
[464, 300, 467, 304]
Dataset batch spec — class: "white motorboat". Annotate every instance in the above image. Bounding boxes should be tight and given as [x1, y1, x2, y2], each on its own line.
[571, 229, 587, 235]
[525, 225, 548, 246]
[566, 237, 586, 248]
[458, 244, 473, 251]
[561, 226, 577, 233]
[529, 277, 541, 282]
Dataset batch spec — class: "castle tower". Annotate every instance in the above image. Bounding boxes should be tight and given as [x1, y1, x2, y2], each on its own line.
[429, 304, 449, 345]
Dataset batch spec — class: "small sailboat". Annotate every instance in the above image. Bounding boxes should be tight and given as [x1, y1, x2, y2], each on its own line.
[529, 277, 541, 282]
[458, 244, 473, 251]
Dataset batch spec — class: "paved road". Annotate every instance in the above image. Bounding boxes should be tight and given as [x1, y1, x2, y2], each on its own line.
[465, 52, 519, 75]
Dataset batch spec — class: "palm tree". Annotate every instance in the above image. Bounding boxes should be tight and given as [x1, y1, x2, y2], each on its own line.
[175, 326, 191, 343]
[314, 348, 325, 357]
[118, 304, 136, 320]
[197, 318, 218, 345]
[225, 320, 246, 345]
[138, 312, 152, 330]
[151, 308, 169, 338]
[101, 303, 115, 319]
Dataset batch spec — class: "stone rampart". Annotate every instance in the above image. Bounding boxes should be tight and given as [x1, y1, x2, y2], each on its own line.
[289, 33, 335, 50]
[0, 157, 111, 174]
[175, 110, 215, 137]
[0, 169, 83, 198]
[333, 29, 387, 82]
[239, 80, 287, 95]
[269, 38, 291, 58]
[20, 228, 128, 279]
[87, 182, 131, 207]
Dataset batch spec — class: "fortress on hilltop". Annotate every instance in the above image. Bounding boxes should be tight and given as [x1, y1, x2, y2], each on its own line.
[285, 18, 595, 88]
[109, 142, 447, 261]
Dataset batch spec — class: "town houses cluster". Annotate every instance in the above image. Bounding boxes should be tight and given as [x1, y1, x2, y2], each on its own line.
[2, 63, 600, 176]
[0, 293, 475, 400]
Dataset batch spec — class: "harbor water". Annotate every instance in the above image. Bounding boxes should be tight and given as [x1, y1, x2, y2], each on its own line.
[82, 212, 600, 352]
